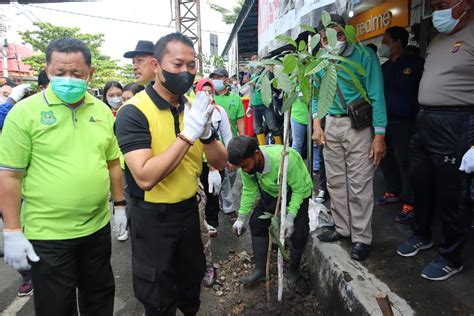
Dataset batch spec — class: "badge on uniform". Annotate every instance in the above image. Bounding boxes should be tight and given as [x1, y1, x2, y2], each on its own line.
[40, 110, 57, 125]
[403, 68, 412, 75]
[451, 41, 464, 54]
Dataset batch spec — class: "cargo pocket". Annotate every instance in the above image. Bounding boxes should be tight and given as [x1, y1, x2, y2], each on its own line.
[132, 256, 158, 306]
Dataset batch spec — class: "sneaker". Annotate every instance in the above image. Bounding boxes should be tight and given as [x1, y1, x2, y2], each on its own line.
[397, 236, 433, 257]
[18, 282, 33, 297]
[377, 192, 401, 205]
[395, 204, 415, 224]
[208, 224, 218, 237]
[421, 256, 463, 281]
[202, 264, 217, 287]
[315, 190, 328, 203]
[117, 230, 129, 242]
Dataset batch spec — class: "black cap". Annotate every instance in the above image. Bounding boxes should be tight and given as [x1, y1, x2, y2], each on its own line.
[209, 67, 229, 78]
[123, 40, 155, 58]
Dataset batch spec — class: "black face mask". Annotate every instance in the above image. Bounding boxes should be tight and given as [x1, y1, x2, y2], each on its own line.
[160, 69, 195, 96]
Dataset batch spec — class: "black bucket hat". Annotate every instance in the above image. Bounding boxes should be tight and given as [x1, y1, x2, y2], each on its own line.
[123, 40, 155, 58]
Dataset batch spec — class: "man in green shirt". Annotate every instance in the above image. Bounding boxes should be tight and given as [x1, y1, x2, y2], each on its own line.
[312, 15, 387, 261]
[0, 38, 125, 315]
[228, 136, 312, 287]
[210, 67, 245, 137]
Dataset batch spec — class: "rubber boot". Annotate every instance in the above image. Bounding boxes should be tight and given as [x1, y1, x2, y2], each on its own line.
[240, 236, 268, 285]
[288, 246, 304, 287]
[274, 135, 283, 145]
[256, 133, 266, 146]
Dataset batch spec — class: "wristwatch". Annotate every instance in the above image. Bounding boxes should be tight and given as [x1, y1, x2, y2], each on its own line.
[113, 200, 126, 206]
[200, 127, 219, 145]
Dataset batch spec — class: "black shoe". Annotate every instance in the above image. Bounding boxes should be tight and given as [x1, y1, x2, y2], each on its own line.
[317, 228, 343, 242]
[0, 249, 4, 258]
[351, 242, 370, 261]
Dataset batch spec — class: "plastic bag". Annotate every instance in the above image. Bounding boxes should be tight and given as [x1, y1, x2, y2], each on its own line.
[308, 198, 334, 232]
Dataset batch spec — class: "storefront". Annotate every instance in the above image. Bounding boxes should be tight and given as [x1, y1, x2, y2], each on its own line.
[347, 0, 411, 47]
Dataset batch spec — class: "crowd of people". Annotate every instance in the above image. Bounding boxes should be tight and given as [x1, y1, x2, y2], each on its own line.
[0, 0, 472, 314]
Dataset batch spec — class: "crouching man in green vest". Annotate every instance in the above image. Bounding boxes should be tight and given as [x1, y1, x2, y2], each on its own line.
[228, 136, 312, 286]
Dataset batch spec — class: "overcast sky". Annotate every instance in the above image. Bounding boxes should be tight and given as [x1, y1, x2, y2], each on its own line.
[2, 0, 235, 65]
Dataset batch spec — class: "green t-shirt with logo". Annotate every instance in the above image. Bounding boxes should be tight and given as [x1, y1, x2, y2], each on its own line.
[290, 97, 308, 125]
[213, 92, 244, 137]
[0, 86, 120, 240]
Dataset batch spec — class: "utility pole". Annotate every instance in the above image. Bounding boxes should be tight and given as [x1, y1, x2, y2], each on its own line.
[174, 0, 203, 73]
[0, 11, 8, 78]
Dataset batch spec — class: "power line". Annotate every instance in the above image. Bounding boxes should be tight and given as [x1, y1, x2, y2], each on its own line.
[27, 4, 230, 35]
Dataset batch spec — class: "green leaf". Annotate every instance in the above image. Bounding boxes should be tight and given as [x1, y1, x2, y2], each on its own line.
[318, 63, 337, 120]
[269, 229, 289, 260]
[310, 34, 321, 50]
[304, 58, 323, 76]
[283, 54, 298, 73]
[335, 64, 370, 103]
[300, 77, 312, 104]
[305, 59, 330, 76]
[321, 52, 366, 76]
[344, 25, 357, 43]
[275, 69, 292, 94]
[261, 75, 273, 107]
[321, 10, 331, 28]
[258, 212, 274, 220]
[271, 216, 280, 229]
[275, 34, 297, 48]
[300, 24, 316, 34]
[298, 40, 307, 52]
[281, 91, 299, 113]
[326, 27, 337, 49]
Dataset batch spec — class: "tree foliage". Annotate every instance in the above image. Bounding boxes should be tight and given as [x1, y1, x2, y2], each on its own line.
[19, 22, 131, 89]
[208, 0, 244, 24]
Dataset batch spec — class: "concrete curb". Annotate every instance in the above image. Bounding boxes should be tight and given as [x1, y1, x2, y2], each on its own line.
[306, 232, 415, 315]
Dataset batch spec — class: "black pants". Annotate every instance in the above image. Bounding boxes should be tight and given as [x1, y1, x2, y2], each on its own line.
[410, 109, 473, 266]
[249, 191, 310, 252]
[199, 162, 221, 228]
[130, 196, 205, 316]
[380, 120, 413, 203]
[30, 224, 115, 316]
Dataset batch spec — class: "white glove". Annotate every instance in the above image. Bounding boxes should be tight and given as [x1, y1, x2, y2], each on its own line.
[459, 147, 474, 174]
[232, 217, 245, 236]
[4, 230, 40, 270]
[182, 92, 214, 142]
[245, 106, 252, 117]
[114, 206, 128, 237]
[9, 84, 31, 103]
[208, 169, 222, 196]
[283, 213, 296, 238]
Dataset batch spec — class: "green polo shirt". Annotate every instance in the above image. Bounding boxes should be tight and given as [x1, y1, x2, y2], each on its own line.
[311, 44, 387, 134]
[0, 86, 120, 240]
[213, 91, 244, 137]
[238, 145, 313, 217]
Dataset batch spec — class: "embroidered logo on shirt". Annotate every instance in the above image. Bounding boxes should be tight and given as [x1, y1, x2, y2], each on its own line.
[403, 68, 412, 75]
[89, 116, 103, 123]
[451, 41, 464, 54]
[40, 110, 57, 125]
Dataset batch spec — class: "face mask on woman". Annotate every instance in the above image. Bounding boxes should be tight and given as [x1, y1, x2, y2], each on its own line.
[107, 96, 123, 109]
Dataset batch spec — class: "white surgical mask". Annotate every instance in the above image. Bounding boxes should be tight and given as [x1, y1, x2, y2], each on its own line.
[432, 0, 466, 33]
[324, 40, 347, 55]
[378, 44, 391, 58]
[107, 96, 123, 109]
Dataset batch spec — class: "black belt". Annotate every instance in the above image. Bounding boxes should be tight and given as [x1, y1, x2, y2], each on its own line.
[420, 105, 474, 113]
[328, 113, 349, 118]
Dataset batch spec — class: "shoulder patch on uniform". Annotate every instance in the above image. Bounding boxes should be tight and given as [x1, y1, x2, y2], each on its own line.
[40, 110, 56, 126]
[403, 67, 412, 75]
[451, 41, 464, 54]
